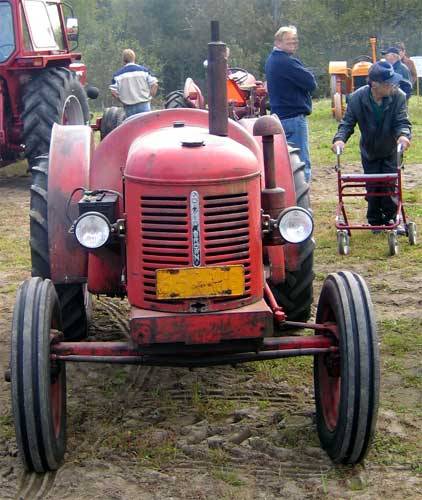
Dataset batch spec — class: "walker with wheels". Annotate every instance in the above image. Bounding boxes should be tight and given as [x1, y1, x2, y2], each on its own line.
[334, 144, 417, 256]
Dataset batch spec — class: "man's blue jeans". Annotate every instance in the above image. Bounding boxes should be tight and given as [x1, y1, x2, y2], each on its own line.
[124, 101, 151, 117]
[280, 114, 311, 182]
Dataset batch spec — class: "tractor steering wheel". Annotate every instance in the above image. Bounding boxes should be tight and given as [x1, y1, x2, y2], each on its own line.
[351, 55, 373, 65]
[227, 67, 250, 85]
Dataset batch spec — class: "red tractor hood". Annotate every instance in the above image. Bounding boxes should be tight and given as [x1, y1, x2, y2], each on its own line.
[124, 126, 260, 184]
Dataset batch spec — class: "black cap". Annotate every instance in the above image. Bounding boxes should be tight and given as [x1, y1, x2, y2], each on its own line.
[368, 61, 402, 85]
[381, 46, 400, 55]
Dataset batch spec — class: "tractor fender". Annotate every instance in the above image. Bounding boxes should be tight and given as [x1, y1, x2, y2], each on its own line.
[48, 124, 93, 282]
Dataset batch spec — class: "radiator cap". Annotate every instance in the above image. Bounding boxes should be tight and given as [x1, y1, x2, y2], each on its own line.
[181, 138, 205, 147]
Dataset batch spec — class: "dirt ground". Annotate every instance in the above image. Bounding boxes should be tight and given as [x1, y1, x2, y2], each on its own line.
[0, 166, 421, 499]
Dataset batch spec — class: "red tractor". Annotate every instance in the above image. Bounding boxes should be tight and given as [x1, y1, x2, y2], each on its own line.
[7, 22, 380, 472]
[0, 0, 97, 168]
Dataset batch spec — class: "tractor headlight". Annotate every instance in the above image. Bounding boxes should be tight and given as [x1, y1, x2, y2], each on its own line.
[75, 212, 111, 249]
[277, 207, 313, 244]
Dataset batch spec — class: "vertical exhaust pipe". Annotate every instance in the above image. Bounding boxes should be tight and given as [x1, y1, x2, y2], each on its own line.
[208, 20, 228, 136]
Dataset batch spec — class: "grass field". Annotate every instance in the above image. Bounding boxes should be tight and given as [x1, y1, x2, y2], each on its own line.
[0, 98, 421, 498]
[310, 96, 422, 165]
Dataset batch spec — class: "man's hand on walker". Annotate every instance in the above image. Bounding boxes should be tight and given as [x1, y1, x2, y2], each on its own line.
[332, 140, 345, 154]
[397, 136, 411, 151]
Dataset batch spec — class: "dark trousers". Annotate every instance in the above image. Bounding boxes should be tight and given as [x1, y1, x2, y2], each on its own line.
[362, 154, 398, 225]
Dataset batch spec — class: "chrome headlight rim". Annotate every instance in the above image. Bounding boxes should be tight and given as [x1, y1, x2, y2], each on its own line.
[74, 211, 111, 249]
[276, 206, 314, 244]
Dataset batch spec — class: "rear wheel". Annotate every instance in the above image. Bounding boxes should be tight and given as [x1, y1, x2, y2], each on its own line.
[164, 90, 193, 109]
[100, 106, 126, 140]
[11, 278, 67, 472]
[314, 272, 379, 464]
[333, 93, 343, 121]
[22, 67, 89, 168]
[271, 151, 314, 322]
[30, 156, 89, 340]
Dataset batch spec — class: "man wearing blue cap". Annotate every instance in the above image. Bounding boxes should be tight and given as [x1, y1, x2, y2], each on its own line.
[382, 47, 412, 99]
[332, 61, 411, 230]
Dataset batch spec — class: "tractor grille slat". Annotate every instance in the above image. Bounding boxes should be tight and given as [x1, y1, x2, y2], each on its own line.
[141, 196, 190, 305]
[140, 192, 252, 307]
[203, 193, 251, 302]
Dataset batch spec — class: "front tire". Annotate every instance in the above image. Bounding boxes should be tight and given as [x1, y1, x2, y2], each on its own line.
[30, 156, 89, 340]
[11, 278, 67, 472]
[314, 272, 379, 464]
[22, 67, 90, 167]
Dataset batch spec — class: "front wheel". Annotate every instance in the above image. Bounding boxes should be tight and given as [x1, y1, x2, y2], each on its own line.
[337, 230, 350, 255]
[407, 221, 417, 245]
[314, 272, 379, 464]
[388, 230, 399, 256]
[11, 278, 67, 472]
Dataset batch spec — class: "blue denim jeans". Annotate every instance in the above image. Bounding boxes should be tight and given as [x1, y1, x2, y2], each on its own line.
[280, 114, 311, 182]
[124, 101, 151, 117]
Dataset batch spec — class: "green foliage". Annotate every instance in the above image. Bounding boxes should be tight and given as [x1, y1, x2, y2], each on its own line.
[69, 1, 422, 108]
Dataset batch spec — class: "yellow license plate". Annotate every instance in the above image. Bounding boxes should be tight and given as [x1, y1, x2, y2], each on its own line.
[156, 265, 245, 300]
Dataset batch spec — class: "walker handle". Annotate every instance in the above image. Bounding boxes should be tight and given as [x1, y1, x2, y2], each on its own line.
[397, 143, 404, 169]
[335, 145, 343, 171]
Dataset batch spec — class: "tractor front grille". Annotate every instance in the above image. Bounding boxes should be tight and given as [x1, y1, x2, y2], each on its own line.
[140, 192, 252, 309]
[141, 196, 190, 304]
[203, 193, 251, 301]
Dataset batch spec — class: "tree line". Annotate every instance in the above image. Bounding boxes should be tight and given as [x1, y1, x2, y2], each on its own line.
[70, 0, 422, 109]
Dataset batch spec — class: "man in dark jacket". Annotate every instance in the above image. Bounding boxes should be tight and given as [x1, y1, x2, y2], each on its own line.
[332, 61, 411, 229]
[382, 47, 412, 99]
[265, 26, 317, 182]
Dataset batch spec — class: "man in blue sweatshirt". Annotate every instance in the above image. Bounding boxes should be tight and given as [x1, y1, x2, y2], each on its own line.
[265, 26, 317, 182]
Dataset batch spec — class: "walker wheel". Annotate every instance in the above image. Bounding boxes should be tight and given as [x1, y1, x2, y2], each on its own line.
[387, 231, 399, 256]
[408, 222, 417, 246]
[337, 230, 350, 255]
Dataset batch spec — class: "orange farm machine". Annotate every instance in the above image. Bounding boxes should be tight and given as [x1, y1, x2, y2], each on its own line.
[165, 66, 267, 120]
[329, 37, 377, 120]
[7, 22, 380, 472]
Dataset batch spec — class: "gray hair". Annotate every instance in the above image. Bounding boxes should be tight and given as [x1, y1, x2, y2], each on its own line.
[274, 25, 297, 42]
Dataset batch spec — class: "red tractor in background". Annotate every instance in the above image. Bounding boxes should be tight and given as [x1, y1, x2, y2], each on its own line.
[165, 66, 268, 120]
[7, 22, 380, 473]
[0, 0, 97, 168]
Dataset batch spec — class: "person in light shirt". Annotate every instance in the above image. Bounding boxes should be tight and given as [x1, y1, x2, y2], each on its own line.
[110, 49, 158, 117]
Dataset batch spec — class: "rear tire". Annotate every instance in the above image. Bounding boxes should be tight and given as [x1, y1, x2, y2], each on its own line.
[30, 156, 89, 340]
[100, 106, 126, 140]
[271, 151, 315, 322]
[333, 93, 343, 121]
[314, 272, 379, 464]
[164, 90, 193, 109]
[22, 67, 90, 168]
[11, 278, 67, 472]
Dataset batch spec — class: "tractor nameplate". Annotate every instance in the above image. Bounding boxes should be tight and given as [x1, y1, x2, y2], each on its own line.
[156, 265, 245, 300]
